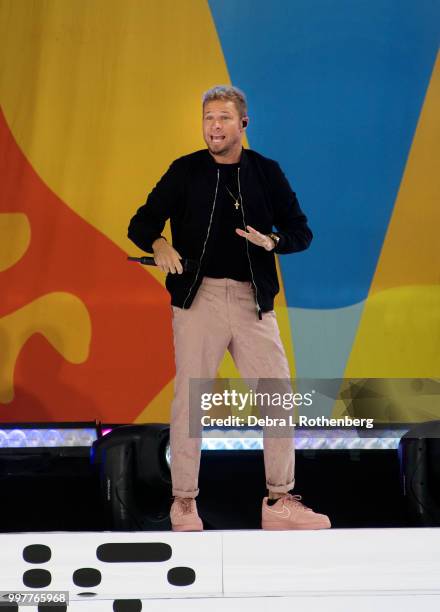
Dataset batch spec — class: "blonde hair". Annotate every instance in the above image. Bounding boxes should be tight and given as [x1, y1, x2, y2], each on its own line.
[202, 85, 248, 118]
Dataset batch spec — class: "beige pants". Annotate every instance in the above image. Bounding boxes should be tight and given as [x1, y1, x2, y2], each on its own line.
[170, 277, 295, 498]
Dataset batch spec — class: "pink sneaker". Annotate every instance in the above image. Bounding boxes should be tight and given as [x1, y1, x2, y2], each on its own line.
[170, 497, 203, 532]
[262, 494, 331, 530]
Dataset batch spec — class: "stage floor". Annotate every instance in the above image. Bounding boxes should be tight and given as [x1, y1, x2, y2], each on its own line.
[0, 528, 439, 611]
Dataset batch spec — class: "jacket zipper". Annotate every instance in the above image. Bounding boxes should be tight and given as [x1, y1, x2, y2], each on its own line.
[237, 167, 262, 320]
[182, 169, 220, 309]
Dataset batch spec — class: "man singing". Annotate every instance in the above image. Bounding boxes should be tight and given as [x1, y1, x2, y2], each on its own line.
[128, 85, 330, 531]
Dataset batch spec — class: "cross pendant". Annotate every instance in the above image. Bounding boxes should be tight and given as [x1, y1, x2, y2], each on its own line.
[234, 200, 240, 210]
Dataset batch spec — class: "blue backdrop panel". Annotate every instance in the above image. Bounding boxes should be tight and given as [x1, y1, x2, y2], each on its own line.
[208, 0, 440, 308]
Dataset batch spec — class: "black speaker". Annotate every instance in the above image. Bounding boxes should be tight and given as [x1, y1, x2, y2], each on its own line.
[91, 424, 171, 531]
[398, 421, 440, 526]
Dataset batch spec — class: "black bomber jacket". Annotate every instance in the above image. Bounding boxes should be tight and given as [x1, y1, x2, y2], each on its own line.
[128, 148, 312, 316]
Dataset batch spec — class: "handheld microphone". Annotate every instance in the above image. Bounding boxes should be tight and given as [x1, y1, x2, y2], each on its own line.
[127, 256, 198, 273]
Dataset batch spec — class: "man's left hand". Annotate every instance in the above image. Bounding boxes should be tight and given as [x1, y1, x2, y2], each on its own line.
[236, 225, 275, 251]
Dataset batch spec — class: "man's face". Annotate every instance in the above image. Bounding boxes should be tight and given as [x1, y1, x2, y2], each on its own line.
[203, 99, 245, 160]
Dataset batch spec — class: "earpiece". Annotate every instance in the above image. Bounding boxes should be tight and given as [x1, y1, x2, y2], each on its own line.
[242, 118, 248, 128]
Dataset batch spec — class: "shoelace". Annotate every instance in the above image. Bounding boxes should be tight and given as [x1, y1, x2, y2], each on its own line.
[177, 498, 194, 515]
[282, 494, 312, 512]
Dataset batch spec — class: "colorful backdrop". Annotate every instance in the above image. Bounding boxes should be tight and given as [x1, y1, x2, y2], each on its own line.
[0, 0, 439, 424]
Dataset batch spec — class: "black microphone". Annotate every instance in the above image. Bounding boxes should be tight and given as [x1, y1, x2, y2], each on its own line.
[127, 256, 198, 273]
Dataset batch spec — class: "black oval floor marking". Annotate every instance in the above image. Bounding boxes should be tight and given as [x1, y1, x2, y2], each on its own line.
[97, 542, 171, 562]
[22, 568, 51, 588]
[73, 567, 102, 587]
[38, 605, 67, 612]
[77, 592, 98, 597]
[23, 544, 52, 564]
[113, 600, 142, 612]
[167, 566, 196, 586]
[0, 604, 18, 611]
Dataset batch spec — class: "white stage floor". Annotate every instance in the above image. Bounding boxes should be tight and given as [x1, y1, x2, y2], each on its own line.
[0, 529, 439, 611]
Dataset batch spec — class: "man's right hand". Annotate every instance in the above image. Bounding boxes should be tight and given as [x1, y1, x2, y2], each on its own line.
[152, 237, 183, 274]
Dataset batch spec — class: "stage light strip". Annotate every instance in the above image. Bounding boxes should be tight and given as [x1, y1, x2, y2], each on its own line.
[0, 428, 97, 448]
[200, 430, 407, 450]
[0, 427, 405, 449]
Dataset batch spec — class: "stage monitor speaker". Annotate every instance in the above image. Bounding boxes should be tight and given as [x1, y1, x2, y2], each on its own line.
[91, 424, 171, 531]
[398, 420, 440, 526]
